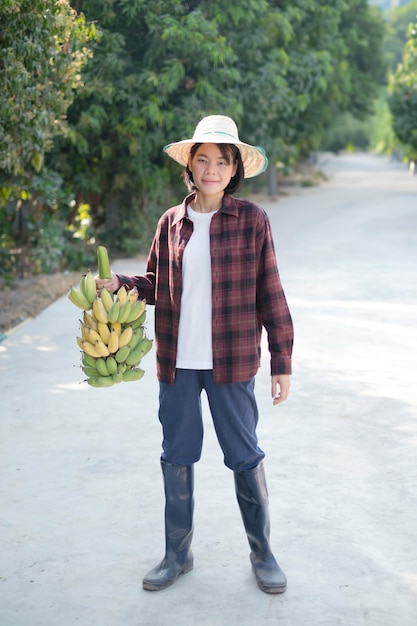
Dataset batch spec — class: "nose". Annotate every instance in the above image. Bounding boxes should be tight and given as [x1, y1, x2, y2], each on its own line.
[204, 160, 216, 174]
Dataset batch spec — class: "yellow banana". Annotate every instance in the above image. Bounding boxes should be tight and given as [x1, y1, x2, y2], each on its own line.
[100, 287, 114, 313]
[81, 339, 102, 359]
[81, 324, 102, 344]
[83, 310, 99, 332]
[117, 301, 131, 324]
[84, 271, 97, 304]
[95, 357, 110, 377]
[117, 285, 128, 304]
[93, 339, 110, 357]
[68, 286, 92, 311]
[87, 376, 114, 388]
[107, 301, 120, 324]
[106, 356, 118, 375]
[118, 325, 133, 348]
[110, 321, 122, 337]
[107, 328, 120, 354]
[123, 368, 145, 382]
[127, 287, 139, 304]
[98, 321, 111, 345]
[92, 297, 108, 324]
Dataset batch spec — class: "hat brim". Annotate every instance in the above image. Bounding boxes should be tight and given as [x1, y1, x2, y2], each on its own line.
[163, 139, 268, 179]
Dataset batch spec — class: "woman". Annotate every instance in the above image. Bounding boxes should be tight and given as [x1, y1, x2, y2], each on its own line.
[95, 115, 294, 594]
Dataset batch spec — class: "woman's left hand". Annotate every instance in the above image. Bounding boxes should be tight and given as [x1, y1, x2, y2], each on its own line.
[271, 374, 290, 406]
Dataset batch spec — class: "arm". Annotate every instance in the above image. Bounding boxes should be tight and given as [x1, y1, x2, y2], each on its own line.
[257, 214, 294, 405]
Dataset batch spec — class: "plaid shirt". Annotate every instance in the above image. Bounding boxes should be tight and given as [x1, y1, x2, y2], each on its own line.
[117, 193, 293, 384]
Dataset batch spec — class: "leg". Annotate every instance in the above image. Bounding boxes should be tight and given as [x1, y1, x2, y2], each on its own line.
[143, 370, 203, 591]
[203, 373, 264, 471]
[234, 462, 287, 594]
[203, 373, 285, 593]
[158, 369, 204, 465]
[142, 460, 194, 591]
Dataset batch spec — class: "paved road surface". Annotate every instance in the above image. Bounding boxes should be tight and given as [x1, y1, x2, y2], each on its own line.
[1, 152, 416, 625]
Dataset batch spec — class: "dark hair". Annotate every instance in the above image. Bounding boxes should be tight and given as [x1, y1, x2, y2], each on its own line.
[181, 143, 245, 194]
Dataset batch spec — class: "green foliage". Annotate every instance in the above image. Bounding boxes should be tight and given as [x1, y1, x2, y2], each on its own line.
[383, 0, 417, 73]
[0, 0, 93, 278]
[389, 19, 417, 158]
[1, 0, 388, 272]
[0, 0, 92, 176]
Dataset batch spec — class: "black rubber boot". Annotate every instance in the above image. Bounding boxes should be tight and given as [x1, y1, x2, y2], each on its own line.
[234, 462, 287, 594]
[142, 460, 194, 591]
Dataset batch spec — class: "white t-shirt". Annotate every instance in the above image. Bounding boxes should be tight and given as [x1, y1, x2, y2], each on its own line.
[176, 205, 216, 369]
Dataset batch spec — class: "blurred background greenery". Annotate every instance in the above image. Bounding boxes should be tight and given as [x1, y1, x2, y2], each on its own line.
[1, 0, 417, 280]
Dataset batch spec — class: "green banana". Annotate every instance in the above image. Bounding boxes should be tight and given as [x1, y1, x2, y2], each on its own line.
[68, 286, 92, 311]
[117, 300, 131, 324]
[87, 376, 115, 388]
[115, 345, 130, 363]
[106, 356, 118, 375]
[131, 310, 146, 329]
[96, 357, 110, 377]
[83, 365, 99, 378]
[123, 368, 145, 382]
[84, 271, 97, 304]
[112, 372, 123, 384]
[125, 299, 146, 324]
[127, 328, 144, 351]
[82, 353, 98, 369]
[97, 245, 111, 279]
[125, 338, 153, 366]
[107, 301, 120, 324]
[79, 274, 88, 298]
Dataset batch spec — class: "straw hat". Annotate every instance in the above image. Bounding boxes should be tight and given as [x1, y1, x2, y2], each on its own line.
[163, 115, 268, 178]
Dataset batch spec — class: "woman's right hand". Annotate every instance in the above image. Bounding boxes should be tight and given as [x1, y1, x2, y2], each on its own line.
[95, 271, 120, 294]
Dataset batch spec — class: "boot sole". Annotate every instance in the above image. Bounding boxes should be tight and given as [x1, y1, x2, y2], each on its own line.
[142, 564, 193, 592]
[256, 581, 287, 594]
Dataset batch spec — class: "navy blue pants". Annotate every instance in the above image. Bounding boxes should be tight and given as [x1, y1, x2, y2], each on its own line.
[158, 369, 265, 471]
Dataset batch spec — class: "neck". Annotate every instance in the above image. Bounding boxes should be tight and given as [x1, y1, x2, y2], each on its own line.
[192, 192, 223, 213]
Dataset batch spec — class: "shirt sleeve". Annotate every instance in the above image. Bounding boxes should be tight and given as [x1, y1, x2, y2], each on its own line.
[256, 213, 293, 375]
[115, 229, 159, 305]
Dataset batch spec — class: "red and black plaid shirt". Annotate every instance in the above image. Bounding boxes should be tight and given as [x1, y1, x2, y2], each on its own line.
[117, 193, 293, 384]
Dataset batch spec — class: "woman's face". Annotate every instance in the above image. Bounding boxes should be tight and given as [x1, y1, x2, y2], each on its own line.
[189, 143, 237, 197]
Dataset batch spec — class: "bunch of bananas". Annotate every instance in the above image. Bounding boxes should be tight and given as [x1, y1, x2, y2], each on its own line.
[68, 246, 152, 387]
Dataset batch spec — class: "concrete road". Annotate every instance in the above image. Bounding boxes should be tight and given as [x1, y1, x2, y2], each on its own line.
[1, 152, 416, 625]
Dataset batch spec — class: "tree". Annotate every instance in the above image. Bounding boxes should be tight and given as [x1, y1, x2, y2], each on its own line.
[51, 0, 387, 253]
[0, 0, 91, 177]
[389, 19, 417, 158]
[51, 0, 241, 250]
[0, 0, 92, 278]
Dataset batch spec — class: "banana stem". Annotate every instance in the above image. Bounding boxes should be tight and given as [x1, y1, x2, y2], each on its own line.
[97, 245, 111, 279]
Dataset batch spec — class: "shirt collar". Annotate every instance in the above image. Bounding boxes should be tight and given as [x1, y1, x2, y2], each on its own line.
[172, 193, 239, 225]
